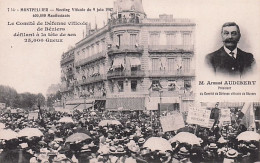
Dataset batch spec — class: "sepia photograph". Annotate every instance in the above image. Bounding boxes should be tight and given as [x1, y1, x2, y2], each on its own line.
[196, 3, 260, 102]
[0, 0, 260, 162]
[205, 22, 256, 77]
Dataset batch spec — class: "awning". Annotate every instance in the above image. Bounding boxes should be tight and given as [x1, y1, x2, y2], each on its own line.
[130, 57, 141, 67]
[106, 97, 145, 111]
[85, 99, 95, 104]
[112, 57, 125, 68]
[146, 97, 180, 110]
[159, 103, 179, 112]
[74, 104, 93, 112]
[66, 99, 94, 105]
[94, 100, 106, 110]
[54, 108, 73, 114]
[65, 104, 77, 110]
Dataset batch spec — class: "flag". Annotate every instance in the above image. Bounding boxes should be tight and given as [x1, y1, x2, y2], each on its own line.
[237, 103, 251, 120]
[249, 106, 256, 130]
[148, 82, 163, 91]
[238, 103, 255, 129]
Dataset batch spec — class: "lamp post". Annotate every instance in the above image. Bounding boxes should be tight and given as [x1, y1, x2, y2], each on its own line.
[84, 95, 86, 111]
[63, 96, 66, 109]
[158, 89, 163, 118]
[80, 94, 87, 111]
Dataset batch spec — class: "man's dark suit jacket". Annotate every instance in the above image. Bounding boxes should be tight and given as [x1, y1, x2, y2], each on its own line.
[205, 47, 255, 76]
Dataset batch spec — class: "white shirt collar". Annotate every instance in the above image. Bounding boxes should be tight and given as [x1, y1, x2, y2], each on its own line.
[224, 46, 237, 59]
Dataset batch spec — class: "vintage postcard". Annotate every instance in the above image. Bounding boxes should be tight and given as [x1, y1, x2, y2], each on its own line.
[0, 0, 259, 162]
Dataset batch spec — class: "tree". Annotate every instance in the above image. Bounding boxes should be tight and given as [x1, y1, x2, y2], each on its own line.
[0, 85, 46, 110]
[46, 91, 61, 107]
[37, 93, 45, 107]
[0, 85, 18, 107]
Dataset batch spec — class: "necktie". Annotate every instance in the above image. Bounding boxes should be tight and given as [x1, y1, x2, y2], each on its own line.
[230, 52, 235, 59]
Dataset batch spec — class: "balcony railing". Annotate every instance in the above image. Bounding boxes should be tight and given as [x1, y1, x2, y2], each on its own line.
[149, 91, 181, 97]
[182, 93, 195, 100]
[60, 55, 74, 65]
[107, 70, 145, 79]
[148, 45, 194, 52]
[75, 51, 106, 67]
[107, 45, 144, 55]
[109, 17, 141, 27]
[66, 70, 74, 76]
[78, 74, 107, 85]
[143, 18, 193, 24]
[109, 18, 195, 26]
[60, 86, 73, 93]
[148, 69, 195, 77]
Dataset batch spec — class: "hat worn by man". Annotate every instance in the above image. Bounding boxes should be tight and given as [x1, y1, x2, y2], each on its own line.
[129, 135, 135, 140]
[178, 147, 190, 156]
[138, 138, 145, 144]
[226, 149, 238, 158]
[19, 143, 28, 149]
[113, 138, 119, 145]
[116, 145, 126, 154]
[159, 150, 167, 156]
[53, 154, 68, 162]
[109, 146, 117, 154]
[209, 143, 218, 149]
[106, 138, 112, 143]
[248, 144, 257, 150]
[128, 145, 140, 154]
[37, 154, 49, 161]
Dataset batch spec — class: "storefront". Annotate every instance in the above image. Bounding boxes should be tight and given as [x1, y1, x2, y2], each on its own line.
[106, 97, 145, 111]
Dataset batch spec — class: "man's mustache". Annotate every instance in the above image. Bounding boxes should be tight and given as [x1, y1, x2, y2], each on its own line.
[224, 39, 238, 43]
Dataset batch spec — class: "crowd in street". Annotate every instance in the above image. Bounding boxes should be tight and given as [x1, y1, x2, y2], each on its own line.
[0, 109, 259, 163]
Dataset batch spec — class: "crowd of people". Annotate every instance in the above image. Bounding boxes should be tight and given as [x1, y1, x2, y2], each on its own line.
[0, 108, 259, 163]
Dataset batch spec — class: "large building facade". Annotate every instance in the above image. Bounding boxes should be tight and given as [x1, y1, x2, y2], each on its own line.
[59, 0, 196, 113]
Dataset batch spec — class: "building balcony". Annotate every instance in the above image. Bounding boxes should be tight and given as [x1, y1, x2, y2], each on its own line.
[60, 86, 73, 93]
[148, 91, 195, 100]
[142, 18, 195, 24]
[149, 91, 182, 97]
[181, 93, 195, 100]
[107, 70, 145, 79]
[66, 70, 74, 77]
[78, 74, 107, 85]
[107, 91, 147, 98]
[148, 69, 195, 77]
[109, 18, 141, 27]
[107, 45, 144, 55]
[148, 45, 194, 53]
[253, 102, 260, 106]
[60, 55, 74, 66]
[75, 51, 106, 67]
[76, 91, 106, 100]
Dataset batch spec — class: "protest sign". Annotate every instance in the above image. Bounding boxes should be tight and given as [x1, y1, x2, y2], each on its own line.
[219, 108, 231, 124]
[186, 107, 211, 128]
[28, 112, 39, 120]
[160, 113, 185, 132]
